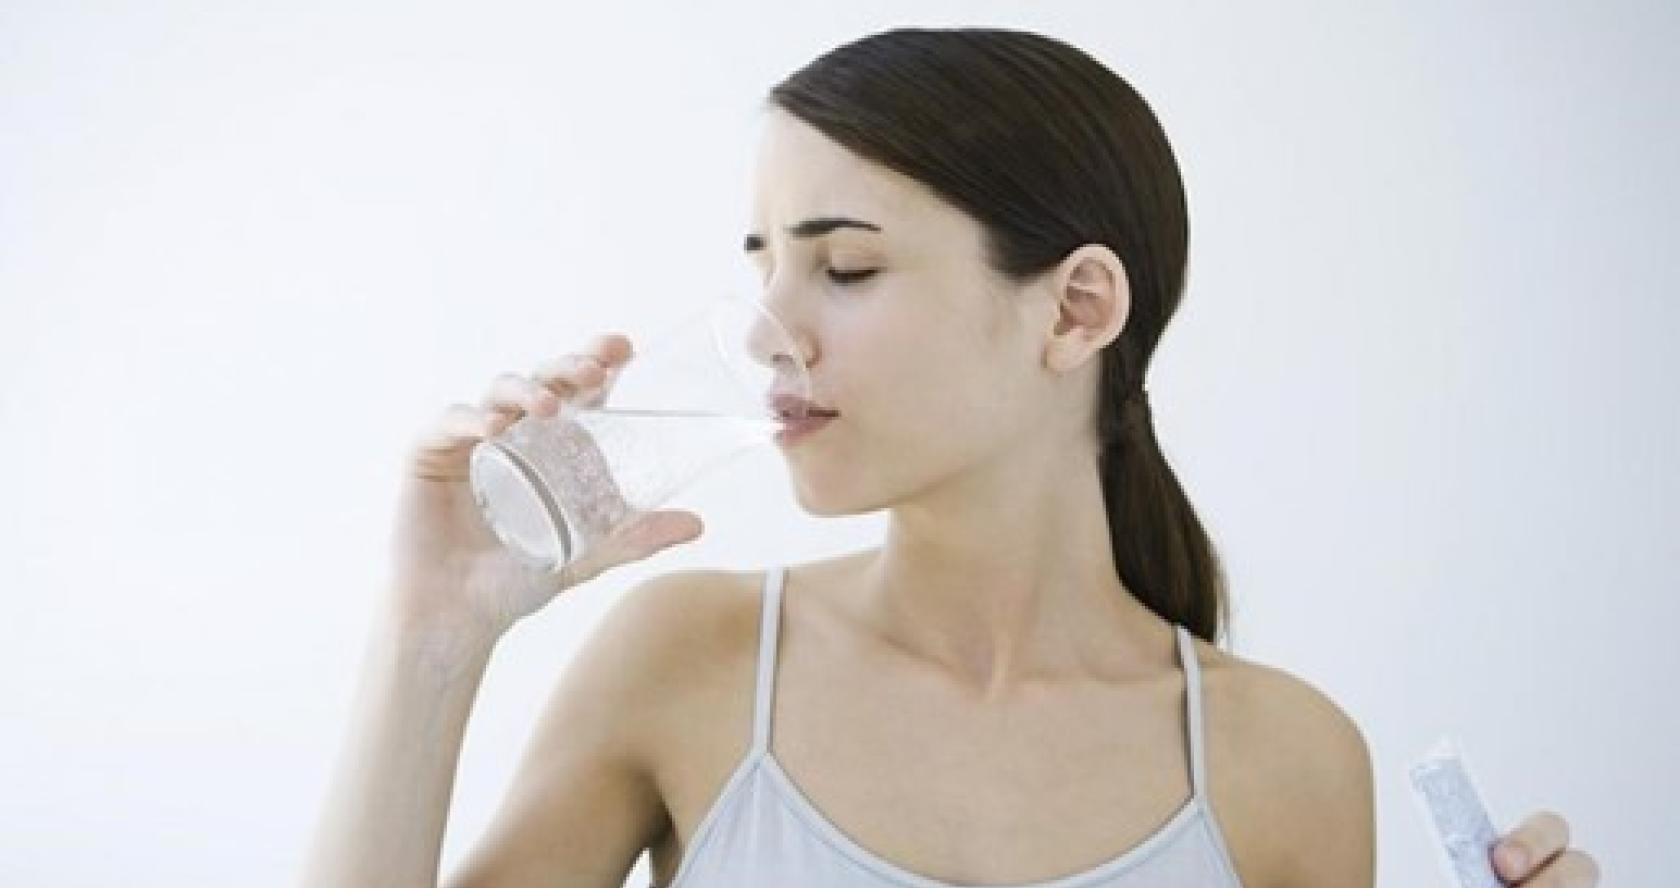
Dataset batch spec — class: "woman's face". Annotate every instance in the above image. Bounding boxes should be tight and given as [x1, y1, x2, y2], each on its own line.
[747, 109, 1070, 516]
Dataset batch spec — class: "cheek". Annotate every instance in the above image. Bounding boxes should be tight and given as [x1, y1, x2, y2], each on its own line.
[820, 283, 1024, 450]
[854, 346, 1015, 457]
[788, 335, 1025, 513]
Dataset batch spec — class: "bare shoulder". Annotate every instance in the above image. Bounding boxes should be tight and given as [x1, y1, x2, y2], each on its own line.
[1196, 644, 1370, 766]
[515, 565, 767, 794]
[600, 566, 767, 719]
[442, 568, 766, 887]
[611, 567, 764, 653]
[1192, 643, 1376, 888]
[607, 564, 771, 751]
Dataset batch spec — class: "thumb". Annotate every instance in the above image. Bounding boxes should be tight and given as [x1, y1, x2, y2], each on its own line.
[630, 509, 705, 550]
[547, 510, 705, 591]
[604, 509, 705, 565]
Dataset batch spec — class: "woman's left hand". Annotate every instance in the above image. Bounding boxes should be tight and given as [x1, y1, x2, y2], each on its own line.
[1492, 810, 1600, 886]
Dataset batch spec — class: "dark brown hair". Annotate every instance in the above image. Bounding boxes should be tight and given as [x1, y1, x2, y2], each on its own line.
[769, 27, 1230, 644]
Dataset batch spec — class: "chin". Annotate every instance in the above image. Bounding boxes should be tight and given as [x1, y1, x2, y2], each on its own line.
[789, 482, 856, 517]
[782, 465, 883, 518]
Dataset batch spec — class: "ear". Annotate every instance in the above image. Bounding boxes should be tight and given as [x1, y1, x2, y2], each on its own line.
[1044, 244, 1130, 374]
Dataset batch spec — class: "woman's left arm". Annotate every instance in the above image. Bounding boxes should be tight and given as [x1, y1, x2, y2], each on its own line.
[1493, 811, 1601, 887]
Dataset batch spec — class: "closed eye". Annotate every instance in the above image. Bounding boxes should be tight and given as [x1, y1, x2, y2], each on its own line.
[827, 268, 878, 285]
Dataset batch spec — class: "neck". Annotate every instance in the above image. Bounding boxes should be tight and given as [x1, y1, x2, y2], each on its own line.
[850, 454, 1172, 702]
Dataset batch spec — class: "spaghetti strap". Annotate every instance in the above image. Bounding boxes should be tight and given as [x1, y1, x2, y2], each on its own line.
[661, 605, 1247, 888]
[1174, 623, 1210, 800]
[660, 607, 1246, 888]
[748, 566, 786, 757]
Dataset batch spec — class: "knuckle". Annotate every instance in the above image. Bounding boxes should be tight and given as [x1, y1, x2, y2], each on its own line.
[493, 371, 530, 393]
[417, 404, 478, 448]
[590, 332, 632, 360]
[533, 353, 595, 384]
[482, 375, 532, 408]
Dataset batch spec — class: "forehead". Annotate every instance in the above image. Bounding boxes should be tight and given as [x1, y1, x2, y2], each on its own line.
[749, 110, 947, 241]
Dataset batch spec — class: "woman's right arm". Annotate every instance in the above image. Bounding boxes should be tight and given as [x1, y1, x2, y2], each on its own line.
[299, 334, 703, 887]
[297, 610, 502, 888]
[302, 576, 684, 888]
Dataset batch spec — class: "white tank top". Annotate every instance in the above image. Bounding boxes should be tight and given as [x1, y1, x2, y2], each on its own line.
[658, 566, 1247, 888]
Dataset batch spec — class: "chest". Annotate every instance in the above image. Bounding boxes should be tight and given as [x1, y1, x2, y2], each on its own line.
[648, 619, 1222, 886]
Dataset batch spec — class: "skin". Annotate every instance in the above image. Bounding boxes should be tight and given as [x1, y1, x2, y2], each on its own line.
[302, 105, 1599, 888]
[728, 107, 1600, 887]
[747, 108, 1154, 697]
[733, 106, 1318, 883]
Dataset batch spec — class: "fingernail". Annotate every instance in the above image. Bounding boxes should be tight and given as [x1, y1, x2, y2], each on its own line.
[1500, 845, 1528, 874]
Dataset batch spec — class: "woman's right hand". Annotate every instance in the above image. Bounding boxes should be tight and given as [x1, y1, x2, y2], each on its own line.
[384, 333, 705, 642]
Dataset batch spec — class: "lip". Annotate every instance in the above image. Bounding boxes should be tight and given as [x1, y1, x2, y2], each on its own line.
[768, 391, 839, 421]
[774, 412, 836, 446]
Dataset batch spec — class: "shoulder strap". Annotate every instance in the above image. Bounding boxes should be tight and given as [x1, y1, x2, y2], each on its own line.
[1175, 623, 1210, 799]
[749, 566, 786, 756]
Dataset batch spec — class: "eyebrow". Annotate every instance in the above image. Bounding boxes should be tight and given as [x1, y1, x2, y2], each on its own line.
[742, 217, 882, 253]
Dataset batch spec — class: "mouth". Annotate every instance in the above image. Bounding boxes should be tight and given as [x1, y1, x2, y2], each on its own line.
[769, 392, 840, 422]
[774, 411, 838, 446]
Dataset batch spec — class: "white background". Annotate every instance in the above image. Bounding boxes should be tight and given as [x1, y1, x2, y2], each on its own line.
[2, 2, 1674, 885]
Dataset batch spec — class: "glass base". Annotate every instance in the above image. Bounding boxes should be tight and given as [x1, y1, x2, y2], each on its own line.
[468, 441, 574, 573]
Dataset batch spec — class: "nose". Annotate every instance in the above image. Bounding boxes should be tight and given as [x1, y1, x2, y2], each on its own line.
[744, 298, 815, 381]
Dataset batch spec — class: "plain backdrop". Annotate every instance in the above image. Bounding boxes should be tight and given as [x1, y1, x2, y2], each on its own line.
[2, 1, 1674, 885]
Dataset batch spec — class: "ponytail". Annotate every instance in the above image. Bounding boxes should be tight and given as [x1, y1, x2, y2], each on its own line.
[1097, 383, 1229, 643]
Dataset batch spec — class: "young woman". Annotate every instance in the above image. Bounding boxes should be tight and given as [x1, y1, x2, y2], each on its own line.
[303, 27, 1601, 888]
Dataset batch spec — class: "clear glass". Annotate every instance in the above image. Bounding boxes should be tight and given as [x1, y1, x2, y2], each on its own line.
[467, 296, 809, 573]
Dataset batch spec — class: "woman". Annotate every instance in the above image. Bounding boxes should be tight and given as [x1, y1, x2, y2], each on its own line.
[302, 27, 1601, 888]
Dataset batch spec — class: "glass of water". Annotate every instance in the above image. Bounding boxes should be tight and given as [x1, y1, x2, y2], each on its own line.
[467, 295, 811, 573]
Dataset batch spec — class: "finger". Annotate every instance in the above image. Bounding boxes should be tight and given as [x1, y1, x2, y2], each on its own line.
[1524, 849, 1600, 887]
[1513, 848, 1600, 888]
[549, 511, 703, 590]
[1495, 810, 1570, 882]
[531, 353, 609, 397]
[480, 372, 560, 417]
[616, 510, 705, 557]
[409, 403, 504, 467]
[586, 332, 633, 367]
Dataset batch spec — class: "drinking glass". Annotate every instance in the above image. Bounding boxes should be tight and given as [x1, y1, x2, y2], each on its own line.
[467, 296, 810, 573]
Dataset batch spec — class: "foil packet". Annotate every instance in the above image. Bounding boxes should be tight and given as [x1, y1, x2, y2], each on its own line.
[1408, 736, 1506, 888]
